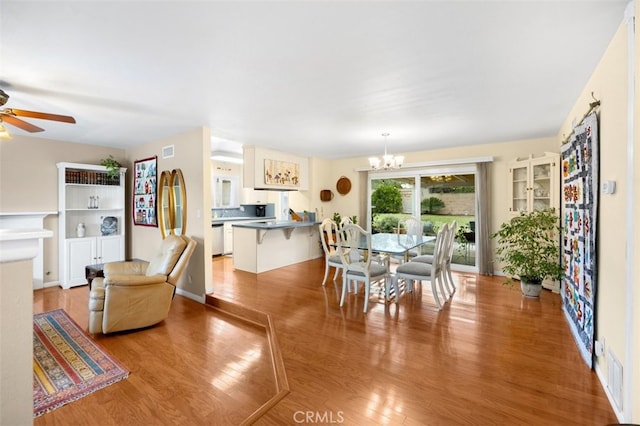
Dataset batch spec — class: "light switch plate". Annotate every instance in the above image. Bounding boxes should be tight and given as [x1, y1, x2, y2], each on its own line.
[602, 180, 616, 194]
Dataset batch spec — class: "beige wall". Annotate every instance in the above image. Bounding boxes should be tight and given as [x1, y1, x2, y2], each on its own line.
[311, 137, 558, 242]
[557, 9, 637, 421]
[127, 127, 211, 298]
[634, 0, 640, 420]
[0, 135, 125, 283]
[0, 259, 35, 425]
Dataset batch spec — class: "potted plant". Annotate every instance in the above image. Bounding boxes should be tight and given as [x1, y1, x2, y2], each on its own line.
[100, 155, 121, 179]
[491, 208, 563, 297]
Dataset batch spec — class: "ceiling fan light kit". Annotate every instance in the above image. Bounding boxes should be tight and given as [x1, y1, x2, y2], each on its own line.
[0, 124, 12, 139]
[0, 89, 76, 139]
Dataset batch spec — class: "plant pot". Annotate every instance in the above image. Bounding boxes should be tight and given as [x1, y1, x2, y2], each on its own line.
[520, 281, 542, 298]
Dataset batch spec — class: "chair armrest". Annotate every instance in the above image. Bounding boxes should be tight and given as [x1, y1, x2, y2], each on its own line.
[373, 253, 390, 268]
[104, 261, 149, 276]
[104, 274, 168, 287]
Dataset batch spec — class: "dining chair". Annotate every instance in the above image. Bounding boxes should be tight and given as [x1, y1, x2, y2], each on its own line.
[411, 221, 457, 298]
[393, 225, 447, 309]
[337, 223, 392, 313]
[394, 216, 424, 262]
[339, 215, 353, 230]
[318, 218, 344, 286]
[443, 221, 458, 296]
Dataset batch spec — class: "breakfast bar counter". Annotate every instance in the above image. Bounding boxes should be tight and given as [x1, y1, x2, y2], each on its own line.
[232, 221, 321, 273]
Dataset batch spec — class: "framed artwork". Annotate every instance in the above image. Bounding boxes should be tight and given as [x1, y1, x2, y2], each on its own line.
[133, 156, 158, 226]
[264, 159, 300, 188]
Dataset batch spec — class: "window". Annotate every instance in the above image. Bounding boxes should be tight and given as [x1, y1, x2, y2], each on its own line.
[368, 165, 477, 269]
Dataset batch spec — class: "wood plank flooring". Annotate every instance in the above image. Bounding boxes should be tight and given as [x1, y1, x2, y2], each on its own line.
[33, 256, 616, 425]
[211, 256, 616, 425]
[33, 285, 276, 425]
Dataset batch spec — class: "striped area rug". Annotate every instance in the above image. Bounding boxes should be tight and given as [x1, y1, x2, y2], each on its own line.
[33, 309, 129, 417]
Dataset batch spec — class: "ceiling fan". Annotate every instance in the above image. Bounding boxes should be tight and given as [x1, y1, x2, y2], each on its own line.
[0, 89, 76, 138]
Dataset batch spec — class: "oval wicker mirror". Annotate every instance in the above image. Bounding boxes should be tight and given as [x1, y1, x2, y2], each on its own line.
[158, 169, 187, 238]
[171, 169, 187, 236]
[158, 171, 172, 238]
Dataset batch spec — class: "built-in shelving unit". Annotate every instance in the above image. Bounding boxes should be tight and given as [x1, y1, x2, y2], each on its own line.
[57, 162, 126, 288]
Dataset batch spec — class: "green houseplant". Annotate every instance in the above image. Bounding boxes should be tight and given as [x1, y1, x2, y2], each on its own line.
[100, 155, 121, 179]
[491, 208, 563, 297]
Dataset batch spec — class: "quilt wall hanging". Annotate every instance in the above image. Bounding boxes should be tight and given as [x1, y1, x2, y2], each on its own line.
[560, 111, 599, 368]
[133, 156, 158, 227]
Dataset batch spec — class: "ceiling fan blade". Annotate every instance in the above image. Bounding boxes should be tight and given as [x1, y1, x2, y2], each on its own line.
[7, 108, 76, 124]
[1, 114, 45, 132]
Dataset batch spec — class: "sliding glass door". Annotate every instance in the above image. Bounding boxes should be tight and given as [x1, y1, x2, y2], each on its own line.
[368, 166, 477, 269]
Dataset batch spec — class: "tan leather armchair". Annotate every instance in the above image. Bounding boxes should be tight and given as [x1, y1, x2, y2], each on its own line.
[88, 234, 196, 334]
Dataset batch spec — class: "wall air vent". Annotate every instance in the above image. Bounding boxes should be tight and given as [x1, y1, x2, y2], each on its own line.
[162, 145, 174, 159]
[607, 349, 623, 411]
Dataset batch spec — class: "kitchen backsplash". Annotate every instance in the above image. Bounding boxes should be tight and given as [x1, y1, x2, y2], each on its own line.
[212, 203, 275, 219]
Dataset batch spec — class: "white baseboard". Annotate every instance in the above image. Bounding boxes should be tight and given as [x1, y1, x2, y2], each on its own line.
[175, 287, 205, 303]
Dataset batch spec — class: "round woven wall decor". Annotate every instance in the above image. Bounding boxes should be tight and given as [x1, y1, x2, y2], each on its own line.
[336, 176, 351, 195]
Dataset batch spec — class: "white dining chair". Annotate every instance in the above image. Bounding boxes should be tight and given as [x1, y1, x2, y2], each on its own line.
[411, 221, 457, 298]
[339, 216, 353, 229]
[394, 216, 424, 262]
[443, 221, 458, 296]
[394, 225, 448, 309]
[318, 218, 344, 286]
[337, 223, 391, 313]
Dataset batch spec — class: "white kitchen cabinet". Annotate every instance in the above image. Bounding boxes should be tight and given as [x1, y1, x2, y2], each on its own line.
[508, 152, 559, 215]
[223, 223, 234, 254]
[57, 162, 126, 288]
[241, 188, 270, 204]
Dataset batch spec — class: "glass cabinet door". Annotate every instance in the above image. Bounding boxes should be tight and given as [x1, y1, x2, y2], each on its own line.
[532, 160, 552, 211]
[508, 153, 558, 215]
[510, 165, 528, 213]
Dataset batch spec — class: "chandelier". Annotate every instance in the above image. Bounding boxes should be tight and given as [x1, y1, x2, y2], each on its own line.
[368, 133, 404, 170]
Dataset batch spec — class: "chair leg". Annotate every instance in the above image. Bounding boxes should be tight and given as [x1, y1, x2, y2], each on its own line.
[446, 265, 456, 294]
[322, 262, 330, 286]
[363, 279, 370, 312]
[333, 267, 340, 281]
[386, 276, 399, 303]
[430, 279, 442, 310]
[340, 275, 348, 307]
[409, 278, 417, 293]
[436, 273, 448, 303]
[441, 271, 453, 299]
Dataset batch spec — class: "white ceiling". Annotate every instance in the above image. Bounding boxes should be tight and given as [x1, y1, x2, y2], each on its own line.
[0, 1, 628, 159]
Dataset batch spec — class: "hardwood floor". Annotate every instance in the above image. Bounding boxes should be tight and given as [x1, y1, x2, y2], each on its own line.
[34, 256, 616, 425]
[33, 284, 276, 425]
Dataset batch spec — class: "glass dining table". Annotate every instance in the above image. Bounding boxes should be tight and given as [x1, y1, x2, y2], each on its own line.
[331, 232, 435, 262]
[370, 233, 435, 262]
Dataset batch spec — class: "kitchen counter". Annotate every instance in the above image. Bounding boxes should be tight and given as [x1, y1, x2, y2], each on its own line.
[234, 220, 319, 244]
[211, 216, 275, 226]
[232, 220, 319, 230]
[232, 220, 322, 273]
